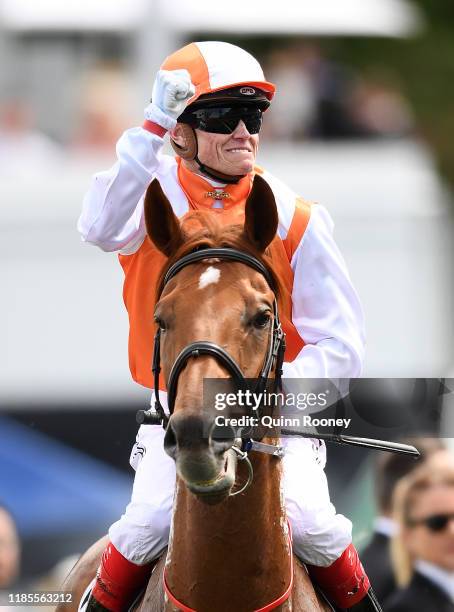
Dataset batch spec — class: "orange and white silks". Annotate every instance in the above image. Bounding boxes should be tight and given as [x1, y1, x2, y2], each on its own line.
[118, 159, 311, 390]
[78, 126, 365, 388]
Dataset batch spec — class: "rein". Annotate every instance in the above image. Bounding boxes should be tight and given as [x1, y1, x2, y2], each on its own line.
[139, 247, 286, 430]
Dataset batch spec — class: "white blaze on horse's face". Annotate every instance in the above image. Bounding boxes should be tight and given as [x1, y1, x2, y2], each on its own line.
[198, 266, 221, 290]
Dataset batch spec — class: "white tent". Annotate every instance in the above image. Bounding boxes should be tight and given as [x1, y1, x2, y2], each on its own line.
[0, 0, 422, 37]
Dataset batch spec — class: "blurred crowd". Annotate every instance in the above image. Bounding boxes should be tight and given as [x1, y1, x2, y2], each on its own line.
[361, 437, 454, 611]
[0, 42, 414, 165]
[263, 42, 413, 142]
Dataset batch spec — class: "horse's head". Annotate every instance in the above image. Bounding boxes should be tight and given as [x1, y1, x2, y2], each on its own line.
[144, 175, 281, 503]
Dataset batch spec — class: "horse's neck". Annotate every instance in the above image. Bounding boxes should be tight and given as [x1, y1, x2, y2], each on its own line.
[166, 453, 291, 611]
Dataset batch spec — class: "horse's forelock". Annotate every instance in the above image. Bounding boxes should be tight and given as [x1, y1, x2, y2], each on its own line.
[155, 211, 285, 307]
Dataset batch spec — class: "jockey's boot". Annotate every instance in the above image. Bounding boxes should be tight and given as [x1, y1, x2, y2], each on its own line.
[85, 541, 154, 612]
[307, 543, 383, 611]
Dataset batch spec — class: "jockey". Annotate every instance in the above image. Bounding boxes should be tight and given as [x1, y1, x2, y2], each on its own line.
[78, 41, 380, 611]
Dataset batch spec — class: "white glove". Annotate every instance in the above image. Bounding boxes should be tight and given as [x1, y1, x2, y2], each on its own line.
[144, 69, 196, 132]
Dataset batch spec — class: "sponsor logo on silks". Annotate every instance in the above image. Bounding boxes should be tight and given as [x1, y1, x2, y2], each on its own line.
[240, 86, 256, 96]
[132, 444, 146, 459]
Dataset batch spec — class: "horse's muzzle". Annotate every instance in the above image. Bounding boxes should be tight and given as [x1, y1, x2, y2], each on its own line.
[164, 412, 237, 502]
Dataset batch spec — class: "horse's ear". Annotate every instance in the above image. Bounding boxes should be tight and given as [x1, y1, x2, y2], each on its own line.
[144, 179, 184, 257]
[243, 174, 278, 252]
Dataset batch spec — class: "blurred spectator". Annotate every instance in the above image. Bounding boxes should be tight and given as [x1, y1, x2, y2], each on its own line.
[264, 42, 364, 140]
[0, 504, 20, 588]
[385, 465, 454, 611]
[0, 99, 61, 167]
[361, 437, 445, 602]
[427, 447, 454, 471]
[348, 73, 414, 138]
[264, 45, 317, 140]
[264, 42, 413, 141]
[71, 64, 135, 152]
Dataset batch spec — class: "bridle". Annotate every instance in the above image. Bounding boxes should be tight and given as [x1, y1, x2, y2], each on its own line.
[138, 247, 286, 432]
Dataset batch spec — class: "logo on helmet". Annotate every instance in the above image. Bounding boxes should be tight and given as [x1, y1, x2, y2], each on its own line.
[240, 87, 256, 96]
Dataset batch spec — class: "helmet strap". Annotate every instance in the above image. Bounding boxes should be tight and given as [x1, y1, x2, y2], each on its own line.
[170, 124, 245, 185]
[194, 156, 244, 184]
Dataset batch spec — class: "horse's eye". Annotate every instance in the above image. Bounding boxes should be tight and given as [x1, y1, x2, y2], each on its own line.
[252, 311, 271, 329]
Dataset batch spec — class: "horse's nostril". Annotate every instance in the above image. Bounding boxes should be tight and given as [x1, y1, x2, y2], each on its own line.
[164, 414, 235, 459]
[210, 423, 235, 455]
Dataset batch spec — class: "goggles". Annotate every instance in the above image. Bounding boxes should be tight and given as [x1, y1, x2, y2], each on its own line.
[179, 105, 263, 135]
[407, 512, 454, 532]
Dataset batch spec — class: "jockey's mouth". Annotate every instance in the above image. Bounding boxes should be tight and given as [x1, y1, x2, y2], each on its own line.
[226, 146, 251, 151]
[225, 146, 252, 154]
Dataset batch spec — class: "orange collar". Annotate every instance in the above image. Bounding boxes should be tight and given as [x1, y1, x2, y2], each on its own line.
[177, 157, 254, 212]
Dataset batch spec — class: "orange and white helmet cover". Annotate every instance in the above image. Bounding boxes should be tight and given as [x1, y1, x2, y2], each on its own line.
[161, 41, 276, 104]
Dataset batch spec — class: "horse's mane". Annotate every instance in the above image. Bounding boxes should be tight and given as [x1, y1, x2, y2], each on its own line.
[155, 211, 286, 309]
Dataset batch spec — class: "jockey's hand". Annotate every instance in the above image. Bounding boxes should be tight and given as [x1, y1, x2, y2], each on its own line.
[144, 69, 195, 131]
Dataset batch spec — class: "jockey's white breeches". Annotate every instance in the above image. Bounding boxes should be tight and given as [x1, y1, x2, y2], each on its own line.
[109, 404, 352, 568]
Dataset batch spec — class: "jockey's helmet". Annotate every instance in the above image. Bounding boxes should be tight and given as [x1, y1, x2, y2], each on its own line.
[162, 41, 275, 182]
[160, 41, 275, 108]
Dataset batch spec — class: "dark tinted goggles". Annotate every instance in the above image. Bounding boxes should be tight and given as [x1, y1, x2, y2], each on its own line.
[407, 513, 454, 532]
[179, 106, 263, 135]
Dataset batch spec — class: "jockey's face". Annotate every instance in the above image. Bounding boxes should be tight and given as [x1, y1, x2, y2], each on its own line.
[175, 120, 259, 177]
[198, 120, 259, 175]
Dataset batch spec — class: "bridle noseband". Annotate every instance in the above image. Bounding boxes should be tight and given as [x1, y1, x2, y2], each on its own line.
[137, 247, 286, 431]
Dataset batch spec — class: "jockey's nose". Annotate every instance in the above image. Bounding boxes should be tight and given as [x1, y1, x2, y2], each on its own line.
[231, 120, 251, 138]
[164, 412, 235, 460]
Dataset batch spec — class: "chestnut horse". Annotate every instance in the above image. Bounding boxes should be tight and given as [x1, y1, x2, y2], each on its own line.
[58, 176, 331, 612]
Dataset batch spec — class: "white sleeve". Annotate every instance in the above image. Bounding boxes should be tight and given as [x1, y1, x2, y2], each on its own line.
[282, 205, 365, 380]
[77, 127, 166, 252]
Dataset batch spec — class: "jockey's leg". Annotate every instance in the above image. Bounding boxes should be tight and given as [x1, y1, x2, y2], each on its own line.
[282, 437, 382, 611]
[86, 424, 175, 612]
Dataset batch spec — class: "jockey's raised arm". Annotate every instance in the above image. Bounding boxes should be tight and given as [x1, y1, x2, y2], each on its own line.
[78, 69, 195, 252]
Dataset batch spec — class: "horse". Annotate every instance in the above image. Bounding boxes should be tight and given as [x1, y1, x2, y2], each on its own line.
[57, 175, 331, 612]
